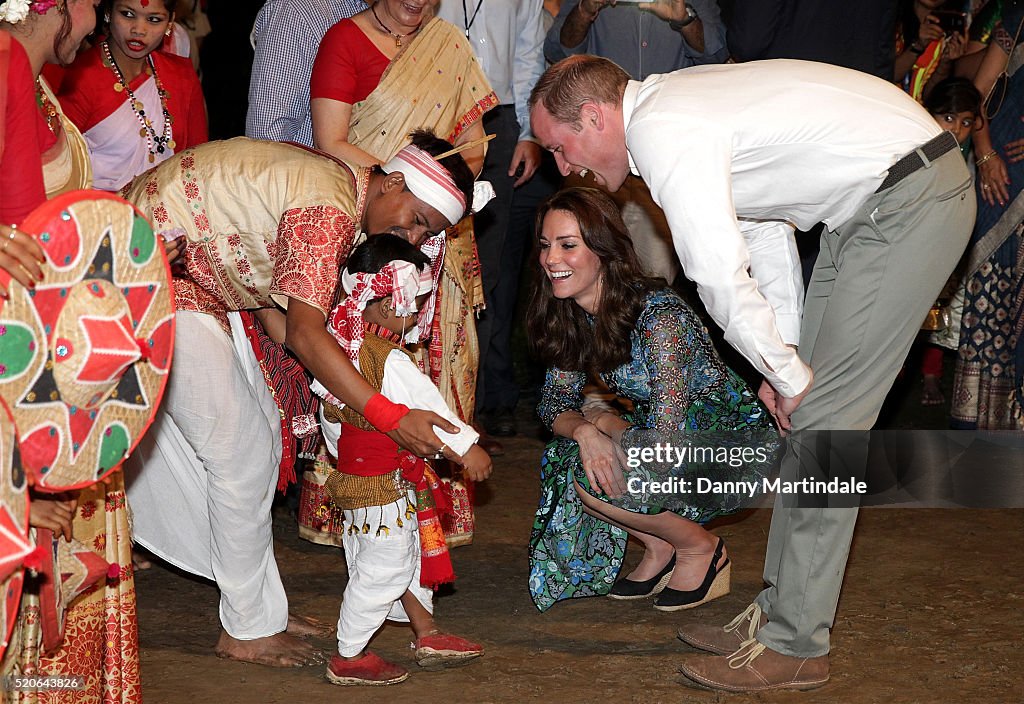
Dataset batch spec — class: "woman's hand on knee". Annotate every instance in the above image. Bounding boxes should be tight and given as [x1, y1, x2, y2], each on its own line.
[574, 422, 627, 498]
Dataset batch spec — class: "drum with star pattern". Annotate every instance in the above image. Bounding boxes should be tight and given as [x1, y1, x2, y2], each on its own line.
[0, 191, 174, 491]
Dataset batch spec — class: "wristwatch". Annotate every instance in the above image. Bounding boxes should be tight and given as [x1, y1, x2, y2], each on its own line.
[669, 4, 699, 31]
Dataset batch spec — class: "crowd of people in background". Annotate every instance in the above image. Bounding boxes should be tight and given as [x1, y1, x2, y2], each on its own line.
[0, 0, 1020, 699]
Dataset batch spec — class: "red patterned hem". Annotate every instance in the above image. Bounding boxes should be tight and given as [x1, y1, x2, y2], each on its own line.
[449, 92, 500, 143]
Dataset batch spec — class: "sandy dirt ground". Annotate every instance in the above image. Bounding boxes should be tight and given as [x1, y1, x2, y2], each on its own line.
[135, 408, 1023, 704]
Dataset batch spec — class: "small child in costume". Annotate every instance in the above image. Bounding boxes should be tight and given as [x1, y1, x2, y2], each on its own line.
[312, 234, 492, 686]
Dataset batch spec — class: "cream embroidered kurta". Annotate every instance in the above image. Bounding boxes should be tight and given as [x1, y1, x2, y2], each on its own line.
[123, 137, 366, 316]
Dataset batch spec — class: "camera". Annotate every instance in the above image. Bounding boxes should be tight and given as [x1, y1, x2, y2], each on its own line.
[933, 9, 968, 36]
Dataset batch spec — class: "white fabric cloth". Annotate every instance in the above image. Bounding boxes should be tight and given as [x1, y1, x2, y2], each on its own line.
[435, 0, 546, 140]
[124, 311, 289, 639]
[83, 76, 173, 192]
[621, 59, 942, 397]
[318, 347, 479, 458]
[336, 491, 433, 657]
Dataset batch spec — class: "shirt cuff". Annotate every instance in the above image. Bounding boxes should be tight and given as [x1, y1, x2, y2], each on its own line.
[435, 424, 479, 458]
[769, 355, 813, 399]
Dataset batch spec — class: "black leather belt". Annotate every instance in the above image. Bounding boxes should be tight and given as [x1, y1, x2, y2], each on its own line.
[875, 131, 959, 193]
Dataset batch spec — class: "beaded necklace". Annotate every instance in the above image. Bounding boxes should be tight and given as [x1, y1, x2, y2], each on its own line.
[35, 79, 59, 134]
[369, 2, 421, 47]
[102, 41, 176, 163]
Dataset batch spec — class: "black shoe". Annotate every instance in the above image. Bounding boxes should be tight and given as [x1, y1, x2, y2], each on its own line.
[484, 407, 517, 437]
[607, 554, 676, 600]
[653, 538, 730, 611]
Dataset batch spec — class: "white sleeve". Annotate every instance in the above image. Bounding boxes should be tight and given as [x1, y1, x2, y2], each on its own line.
[628, 116, 812, 397]
[512, 0, 547, 140]
[380, 351, 479, 456]
[739, 219, 804, 346]
[318, 405, 341, 459]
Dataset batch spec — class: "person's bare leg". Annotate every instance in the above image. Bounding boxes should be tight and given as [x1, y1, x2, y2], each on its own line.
[215, 630, 325, 667]
[400, 590, 437, 640]
[574, 480, 725, 591]
[131, 547, 152, 571]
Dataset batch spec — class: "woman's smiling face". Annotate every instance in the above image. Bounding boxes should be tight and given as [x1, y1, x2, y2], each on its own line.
[538, 208, 604, 315]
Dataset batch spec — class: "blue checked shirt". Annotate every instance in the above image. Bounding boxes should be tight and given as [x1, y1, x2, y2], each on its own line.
[247, 0, 368, 147]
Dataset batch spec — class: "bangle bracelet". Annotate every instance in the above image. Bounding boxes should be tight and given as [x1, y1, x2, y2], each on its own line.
[976, 150, 998, 166]
[909, 42, 925, 55]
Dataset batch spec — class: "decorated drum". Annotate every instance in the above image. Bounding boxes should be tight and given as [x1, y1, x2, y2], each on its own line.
[0, 191, 174, 490]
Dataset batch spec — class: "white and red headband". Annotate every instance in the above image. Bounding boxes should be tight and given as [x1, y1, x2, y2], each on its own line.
[382, 145, 466, 226]
[313, 256, 437, 409]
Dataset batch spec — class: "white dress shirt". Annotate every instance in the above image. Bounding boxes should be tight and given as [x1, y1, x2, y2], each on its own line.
[435, 0, 547, 140]
[622, 59, 941, 397]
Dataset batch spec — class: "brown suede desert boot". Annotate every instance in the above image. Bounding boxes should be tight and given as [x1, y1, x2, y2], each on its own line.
[677, 603, 766, 655]
[679, 640, 829, 692]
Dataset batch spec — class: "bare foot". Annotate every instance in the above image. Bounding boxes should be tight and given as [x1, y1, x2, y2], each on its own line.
[921, 375, 944, 406]
[287, 613, 335, 639]
[215, 630, 326, 667]
[131, 549, 152, 571]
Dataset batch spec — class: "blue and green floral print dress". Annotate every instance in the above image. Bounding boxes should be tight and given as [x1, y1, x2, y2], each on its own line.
[529, 289, 780, 611]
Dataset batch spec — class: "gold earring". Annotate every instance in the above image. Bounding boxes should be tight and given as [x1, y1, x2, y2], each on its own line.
[165, 25, 173, 36]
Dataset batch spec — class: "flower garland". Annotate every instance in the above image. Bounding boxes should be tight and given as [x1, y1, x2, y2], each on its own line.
[0, 0, 60, 24]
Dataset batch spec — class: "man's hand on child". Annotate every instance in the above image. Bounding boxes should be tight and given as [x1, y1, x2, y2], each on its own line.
[460, 445, 492, 482]
[389, 409, 460, 457]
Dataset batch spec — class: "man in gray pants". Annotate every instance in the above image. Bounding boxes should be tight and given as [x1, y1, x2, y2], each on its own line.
[530, 55, 975, 692]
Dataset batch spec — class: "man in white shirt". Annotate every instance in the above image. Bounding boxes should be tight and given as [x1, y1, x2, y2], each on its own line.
[530, 55, 975, 692]
[434, 0, 548, 441]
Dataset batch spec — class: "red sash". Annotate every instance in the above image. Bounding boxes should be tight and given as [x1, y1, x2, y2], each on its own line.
[337, 424, 455, 588]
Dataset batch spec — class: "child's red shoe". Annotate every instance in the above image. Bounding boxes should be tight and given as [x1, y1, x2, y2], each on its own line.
[325, 651, 409, 686]
[412, 632, 484, 668]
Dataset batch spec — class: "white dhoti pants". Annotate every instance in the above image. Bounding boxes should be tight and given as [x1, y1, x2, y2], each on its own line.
[125, 310, 288, 639]
[336, 494, 433, 657]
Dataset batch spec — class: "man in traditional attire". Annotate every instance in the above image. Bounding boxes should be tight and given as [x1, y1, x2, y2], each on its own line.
[124, 135, 475, 667]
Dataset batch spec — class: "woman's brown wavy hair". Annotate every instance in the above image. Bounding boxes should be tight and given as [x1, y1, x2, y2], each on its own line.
[526, 187, 664, 375]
